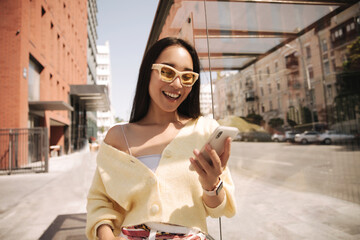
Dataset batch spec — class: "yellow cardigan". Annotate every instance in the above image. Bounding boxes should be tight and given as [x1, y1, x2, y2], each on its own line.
[86, 117, 236, 239]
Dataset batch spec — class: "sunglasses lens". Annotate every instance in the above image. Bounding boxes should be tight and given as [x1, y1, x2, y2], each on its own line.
[160, 66, 176, 82]
[181, 73, 195, 86]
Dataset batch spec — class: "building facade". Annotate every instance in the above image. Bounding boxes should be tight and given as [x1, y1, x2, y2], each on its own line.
[199, 82, 213, 118]
[0, 0, 88, 156]
[96, 41, 115, 142]
[85, 0, 99, 142]
[0, 0, 108, 170]
[145, 0, 359, 134]
[213, 4, 359, 134]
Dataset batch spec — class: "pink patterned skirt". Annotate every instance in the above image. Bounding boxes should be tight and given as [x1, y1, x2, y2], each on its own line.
[119, 223, 213, 240]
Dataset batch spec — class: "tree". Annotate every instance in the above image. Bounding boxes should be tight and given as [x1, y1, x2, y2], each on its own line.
[334, 37, 360, 125]
[302, 106, 312, 124]
[115, 117, 124, 123]
[245, 113, 263, 126]
[287, 119, 297, 127]
[268, 118, 284, 128]
[343, 37, 360, 71]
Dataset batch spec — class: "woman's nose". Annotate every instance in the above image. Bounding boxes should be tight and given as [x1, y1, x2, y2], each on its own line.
[170, 76, 182, 88]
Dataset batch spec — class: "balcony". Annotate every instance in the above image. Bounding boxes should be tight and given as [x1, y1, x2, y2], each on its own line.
[285, 53, 299, 69]
[245, 91, 257, 102]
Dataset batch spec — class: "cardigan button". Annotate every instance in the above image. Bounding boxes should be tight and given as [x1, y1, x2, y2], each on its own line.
[163, 150, 171, 158]
[150, 204, 159, 214]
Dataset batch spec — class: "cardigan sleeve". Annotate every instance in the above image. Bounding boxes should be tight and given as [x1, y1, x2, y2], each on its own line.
[203, 167, 237, 218]
[86, 168, 125, 240]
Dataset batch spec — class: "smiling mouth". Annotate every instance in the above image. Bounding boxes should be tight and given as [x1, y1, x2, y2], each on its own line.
[163, 91, 180, 100]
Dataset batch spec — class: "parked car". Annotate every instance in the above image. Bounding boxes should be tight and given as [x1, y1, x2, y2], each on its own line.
[241, 131, 272, 142]
[317, 130, 355, 144]
[294, 131, 320, 144]
[284, 130, 299, 142]
[271, 133, 285, 142]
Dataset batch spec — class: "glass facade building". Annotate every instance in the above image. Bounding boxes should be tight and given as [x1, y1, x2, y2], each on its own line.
[146, 1, 360, 238]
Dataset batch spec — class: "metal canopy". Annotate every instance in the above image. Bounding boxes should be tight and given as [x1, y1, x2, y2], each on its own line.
[70, 85, 110, 112]
[29, 101, 74, 111]
[146, 0, 358, 71]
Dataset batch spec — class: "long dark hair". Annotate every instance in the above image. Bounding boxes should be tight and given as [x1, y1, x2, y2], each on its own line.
[129, 37, 201, 123]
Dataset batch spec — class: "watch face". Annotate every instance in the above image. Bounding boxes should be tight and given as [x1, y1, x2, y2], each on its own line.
[215, 181, 223, 195]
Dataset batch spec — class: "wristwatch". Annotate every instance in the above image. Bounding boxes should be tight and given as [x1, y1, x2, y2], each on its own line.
[203, 178, 223, 196]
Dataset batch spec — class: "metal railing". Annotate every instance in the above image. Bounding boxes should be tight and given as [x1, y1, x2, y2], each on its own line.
[0, 128, 48, 174]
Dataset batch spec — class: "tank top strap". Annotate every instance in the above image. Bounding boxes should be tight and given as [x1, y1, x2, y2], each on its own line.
[120, 124, 132, 156]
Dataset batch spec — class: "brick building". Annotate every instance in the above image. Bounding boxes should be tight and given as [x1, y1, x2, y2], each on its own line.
[0, 0, 108, 170]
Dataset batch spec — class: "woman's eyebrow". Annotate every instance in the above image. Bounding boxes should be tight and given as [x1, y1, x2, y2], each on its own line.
[161, 62, 193, 71]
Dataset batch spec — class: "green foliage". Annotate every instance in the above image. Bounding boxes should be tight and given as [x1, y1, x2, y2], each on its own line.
[245, 113, 263, 125]
[302, 106, 313, 124]
[268, 118, 284, 128]
[115, 116, 124, 123]
[343, 37, 360, 71]
[99, 126, 105, 133]
[287, 118, 297, 127]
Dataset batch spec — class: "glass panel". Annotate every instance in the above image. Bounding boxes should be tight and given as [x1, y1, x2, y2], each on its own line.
[151, 1, 360, 238]
[28, 57, 42, 101]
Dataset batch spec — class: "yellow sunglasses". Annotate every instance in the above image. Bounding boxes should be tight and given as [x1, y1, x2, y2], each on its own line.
[152, 63, 199, 87]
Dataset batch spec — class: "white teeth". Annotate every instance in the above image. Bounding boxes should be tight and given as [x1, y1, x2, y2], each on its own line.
[163, 91, 180, 99]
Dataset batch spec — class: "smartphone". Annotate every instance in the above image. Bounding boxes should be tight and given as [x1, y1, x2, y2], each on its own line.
[200, 126, 239, 165]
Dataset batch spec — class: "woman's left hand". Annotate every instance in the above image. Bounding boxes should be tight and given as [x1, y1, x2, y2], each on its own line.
[190, 137, 232, 191]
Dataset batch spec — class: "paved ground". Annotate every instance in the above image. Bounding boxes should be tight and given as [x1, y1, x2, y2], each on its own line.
[0, 148, 96, 240]
[0, 145, 360, 240]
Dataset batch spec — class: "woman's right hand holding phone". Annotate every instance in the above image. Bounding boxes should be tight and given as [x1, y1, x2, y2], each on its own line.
[189, 136, 232, 208]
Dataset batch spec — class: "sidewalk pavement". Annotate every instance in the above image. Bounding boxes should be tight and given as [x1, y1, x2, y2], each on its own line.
[1, 147, 360, 240]
[0, 147, 97, 240]
[207, 159, 360, 240]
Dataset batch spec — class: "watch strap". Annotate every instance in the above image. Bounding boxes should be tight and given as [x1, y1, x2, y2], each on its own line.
[203, 178, 223, 196]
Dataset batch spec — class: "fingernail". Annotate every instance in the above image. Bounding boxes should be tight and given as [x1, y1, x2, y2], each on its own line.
[193, 149, 199, 155]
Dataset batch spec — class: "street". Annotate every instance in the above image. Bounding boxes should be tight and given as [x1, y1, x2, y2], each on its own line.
[230, 142, 360, 204]
[207, 142, 360, 239]
[0, 143, 359, 239]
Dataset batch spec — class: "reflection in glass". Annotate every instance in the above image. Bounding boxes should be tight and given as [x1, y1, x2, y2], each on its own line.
[147, 1, 360, 238]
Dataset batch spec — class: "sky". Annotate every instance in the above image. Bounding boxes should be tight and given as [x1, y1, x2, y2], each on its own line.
[96, 1, 159, 121]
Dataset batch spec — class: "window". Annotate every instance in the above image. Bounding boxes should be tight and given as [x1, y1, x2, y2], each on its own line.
[277, 97, 281, 110]
[41, 6, 46, 16]
[322, 39, 328, 52]
[268, 83, 272, 94]
[327, 85, 332, 99]
[245, 76, 253, 88]
[324, 61, 330, 75]
[308, 66, 314, 80]
[277, 80, 281, 91]
[331, 59, 336, 72]
[323, 53, 328, 60]
[28, 55, 44, 101]
[306, 45, 311, 59]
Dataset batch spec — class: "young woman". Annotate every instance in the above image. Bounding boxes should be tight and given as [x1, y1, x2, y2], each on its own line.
[86, 37, 236, 240]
